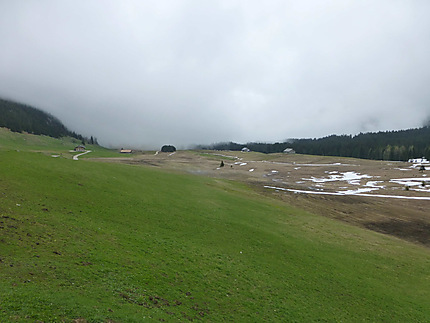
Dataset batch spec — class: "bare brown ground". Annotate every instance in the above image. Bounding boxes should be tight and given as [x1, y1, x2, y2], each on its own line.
[92, 151, 430, 247]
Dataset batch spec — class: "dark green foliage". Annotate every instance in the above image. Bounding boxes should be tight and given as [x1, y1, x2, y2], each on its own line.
[161, 145, 176, 152]
[0, 97, 97, 144]
[200, 127, 430, 161]
[0, 98, 70, 138]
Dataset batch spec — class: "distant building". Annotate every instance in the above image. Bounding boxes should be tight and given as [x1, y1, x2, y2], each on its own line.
[241, 147, 250, 152]
[408, 157, 429, 164]
[408, 157, 429, 169]
[74, 145, 86, 152]
[120, 148, 133, 154]
[283, 148, 295, 154]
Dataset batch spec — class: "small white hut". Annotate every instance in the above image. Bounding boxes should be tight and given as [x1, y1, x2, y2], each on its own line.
[283, 148, 295, 154]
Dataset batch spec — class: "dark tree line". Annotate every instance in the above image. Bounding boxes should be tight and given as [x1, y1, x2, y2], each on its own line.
[198, 127, 430, 161]
[0, 97, 97, 145]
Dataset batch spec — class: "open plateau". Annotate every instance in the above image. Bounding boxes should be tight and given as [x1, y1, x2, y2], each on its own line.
[102, 150, 430, 247]
[1, 130, 429, 322]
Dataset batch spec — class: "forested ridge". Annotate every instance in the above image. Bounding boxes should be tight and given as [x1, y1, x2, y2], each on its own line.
[0, 97, 96, 144]
[200, 127, 430, 161]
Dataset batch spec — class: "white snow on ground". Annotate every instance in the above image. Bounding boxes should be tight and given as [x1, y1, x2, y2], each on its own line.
[154, 151, 159, 155]
[348, 180, 361, 186]
[265, 168, 430, 198]
[264, 170, 279, 177]
[294, 163, 357, 167]
[168, 152, 176, 156]
[303, 171, 372, 184]
[390, 178, 430, 186]
[264, 185, 430, 200]
[390, 177, 430, 192]
[234, 162, 248, 166]
[410, 165, 423, 169]
[249, 169, 255, 172]
[73, 150, 92, 160]
[365, 181, 385, 188]
[412, 187, 430, 192]
[255, 161, 357, 167]
[340, 188, 380, 194]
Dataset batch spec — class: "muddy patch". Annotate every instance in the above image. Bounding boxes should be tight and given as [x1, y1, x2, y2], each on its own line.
[364, 219, 430, 246]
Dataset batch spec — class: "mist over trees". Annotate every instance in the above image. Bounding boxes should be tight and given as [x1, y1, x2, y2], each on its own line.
[199, 127, 430, 161]
[2, 96, 429, 160]
[0, 98, 97, 144]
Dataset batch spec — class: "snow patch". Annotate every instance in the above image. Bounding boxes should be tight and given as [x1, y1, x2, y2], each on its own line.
[303, 171, 371, 184]
[339, 188, 379, 194]
[264, 186, 430, 200]
[348, 180, 361, 186]
[365, 181, 385, 188]
[234, 162, 248, 166]
[390, 178, 430, 186]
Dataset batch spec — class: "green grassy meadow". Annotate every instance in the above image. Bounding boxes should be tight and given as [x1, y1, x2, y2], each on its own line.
[0, 131, 429, 322]
[0, 128, 119, 159]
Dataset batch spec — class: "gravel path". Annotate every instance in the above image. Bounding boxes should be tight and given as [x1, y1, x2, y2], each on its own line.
[73, 150, 92, 160]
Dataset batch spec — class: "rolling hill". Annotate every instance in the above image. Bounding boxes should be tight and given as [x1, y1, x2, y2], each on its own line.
[0, 97, 95, 144]
[202, 126, 430, 161]
[0, 130, 429, 321]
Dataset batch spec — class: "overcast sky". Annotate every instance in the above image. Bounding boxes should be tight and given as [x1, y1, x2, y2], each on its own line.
[1, 1, 430, 149]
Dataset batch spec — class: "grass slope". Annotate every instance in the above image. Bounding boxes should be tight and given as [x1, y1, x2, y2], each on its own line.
[0, 135, 429, 321]
[0, 127, 118, 159]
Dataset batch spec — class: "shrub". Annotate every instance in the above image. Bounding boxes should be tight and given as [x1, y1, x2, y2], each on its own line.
[161, 145, 176, 153]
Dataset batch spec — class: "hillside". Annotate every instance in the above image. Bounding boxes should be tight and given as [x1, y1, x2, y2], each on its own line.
[0, 97, 95, 144]
[0, 131, 429, 321]
[202, 126, 430, 161]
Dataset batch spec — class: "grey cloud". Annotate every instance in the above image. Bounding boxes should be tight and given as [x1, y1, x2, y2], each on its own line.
[0, 0, 430, 148]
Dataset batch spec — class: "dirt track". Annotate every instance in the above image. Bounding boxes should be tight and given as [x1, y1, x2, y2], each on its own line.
[94, 151, 430, 247]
